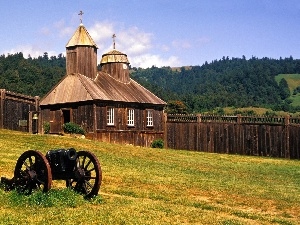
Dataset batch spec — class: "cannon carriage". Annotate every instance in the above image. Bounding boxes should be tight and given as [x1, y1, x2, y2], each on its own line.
[1, 148, 102, 198]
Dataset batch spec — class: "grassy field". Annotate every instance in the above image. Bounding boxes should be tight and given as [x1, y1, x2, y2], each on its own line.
[275, 74, 300, 108]
[0, 129, 299, 224]
[275, 74, 300, 92]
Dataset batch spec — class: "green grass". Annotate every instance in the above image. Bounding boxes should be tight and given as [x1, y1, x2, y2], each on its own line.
[275, 74, 300, 107]
[0, 129, 299, 224]
[275, 74, 300, 92]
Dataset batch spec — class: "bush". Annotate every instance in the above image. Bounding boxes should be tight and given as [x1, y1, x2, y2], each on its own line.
[43, 122, 50, 134]
[63, 122, 85, 135]
[151, 139, 164, 148]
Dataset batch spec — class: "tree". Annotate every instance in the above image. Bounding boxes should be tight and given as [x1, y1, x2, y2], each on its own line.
[165, 100, 188, 114]
[278, 78, 290, 99]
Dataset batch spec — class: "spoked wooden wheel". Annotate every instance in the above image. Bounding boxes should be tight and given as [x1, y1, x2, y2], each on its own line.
[14, 150, 52, 195]
[66, 151, 102, 198]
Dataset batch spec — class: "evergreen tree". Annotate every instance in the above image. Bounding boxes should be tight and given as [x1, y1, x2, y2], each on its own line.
[278, 78, 290, 99]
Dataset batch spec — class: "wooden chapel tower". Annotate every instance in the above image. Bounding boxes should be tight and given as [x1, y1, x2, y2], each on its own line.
[66, 22, 98, 79]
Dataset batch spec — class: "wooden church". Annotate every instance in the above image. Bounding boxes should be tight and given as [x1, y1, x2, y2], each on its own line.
[39, 22, 166, 147]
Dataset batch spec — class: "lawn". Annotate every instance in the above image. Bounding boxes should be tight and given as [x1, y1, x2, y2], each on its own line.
[0, 129, 299, 224]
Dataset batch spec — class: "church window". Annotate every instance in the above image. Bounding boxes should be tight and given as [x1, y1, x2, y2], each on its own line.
[146, 110, 153, 127]
[127, 109, 134, 126]
[107, 107, 114, 125]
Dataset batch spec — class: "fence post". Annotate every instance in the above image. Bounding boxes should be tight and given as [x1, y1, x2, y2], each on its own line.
[236, 114, 242, 155]
[284, 114, 290, 159]
[0, 89, 5, 129]
[34, 96, 40, 134]
[163, 113, 168, 149]
[237, 114, 242, 124]
[196, 114, 201, 151]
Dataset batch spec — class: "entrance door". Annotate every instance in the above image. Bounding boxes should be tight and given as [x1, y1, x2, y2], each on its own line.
[50, 110, 62, 134]
[62, 109, 71, 124]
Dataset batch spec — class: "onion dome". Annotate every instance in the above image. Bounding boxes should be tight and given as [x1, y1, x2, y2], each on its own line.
[100, 50, 130, 65]
[100, 49, 130, 83]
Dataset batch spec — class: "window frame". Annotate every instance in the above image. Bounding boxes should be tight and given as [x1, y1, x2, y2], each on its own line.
[127, 108, 135, 127]
[107, 107, 115, 126]
[146, 109, 154, 127]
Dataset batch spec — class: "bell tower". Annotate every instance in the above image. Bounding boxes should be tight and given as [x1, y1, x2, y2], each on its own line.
[100, 34, 130, 83]
[65, 13, 98, 79]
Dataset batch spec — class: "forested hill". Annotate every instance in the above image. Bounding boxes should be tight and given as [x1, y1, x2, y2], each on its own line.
[0, 52, 66, 97]
[1, 53, 300, 113]
[131, 56, 300, 113]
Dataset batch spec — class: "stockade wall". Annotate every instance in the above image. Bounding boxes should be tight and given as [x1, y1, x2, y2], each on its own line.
[0, 89, 39, 133]
[166, 114, 300, 159]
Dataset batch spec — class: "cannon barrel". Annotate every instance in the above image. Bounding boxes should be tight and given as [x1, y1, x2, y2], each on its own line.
[46, 148, 77, 174]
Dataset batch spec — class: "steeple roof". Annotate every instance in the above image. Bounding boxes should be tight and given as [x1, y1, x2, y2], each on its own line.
[66, 24, 98, 48]
[100, 49, 130, 65]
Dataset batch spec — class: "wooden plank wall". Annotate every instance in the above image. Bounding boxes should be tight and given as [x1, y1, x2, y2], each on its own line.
[66, 46, 97, 79]
[88, 130, 164, 147]
[166, 114, 300, 159]
[91, 102, 165, 147]
[0, 89, 38, 132]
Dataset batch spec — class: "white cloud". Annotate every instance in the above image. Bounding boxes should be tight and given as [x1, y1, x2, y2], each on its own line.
[88, 21, 115, 43]
[117, 26, 153, 55]
[87, 22, 153, 56]
[2, 19, 184, 68]
[130, 54, 181, 68]
[3, 45, 58, 59]
[87, 21, 180, 68]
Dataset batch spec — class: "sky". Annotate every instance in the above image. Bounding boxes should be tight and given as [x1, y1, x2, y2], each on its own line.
[1, 1, 300, 68]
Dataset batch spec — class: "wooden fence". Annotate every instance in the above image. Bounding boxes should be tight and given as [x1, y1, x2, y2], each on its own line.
[1, 88, 300, 160]
[0, 89, 39, 133]
[165, 114, 300, 159]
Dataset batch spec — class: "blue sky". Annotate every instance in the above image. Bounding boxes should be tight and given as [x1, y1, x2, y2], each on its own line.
[1, 1, 300, 68]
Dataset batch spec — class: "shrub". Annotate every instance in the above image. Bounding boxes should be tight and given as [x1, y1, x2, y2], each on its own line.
[63, 122, 85, 135]
[43, 122, 50, 134]
[151, 139, 164, 148]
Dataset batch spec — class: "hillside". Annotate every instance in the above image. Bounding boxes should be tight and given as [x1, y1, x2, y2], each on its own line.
[0, 52, 66, 97]
[1, 53, 300, 113]
[275, 74, 300, 107]
[131, 56, 300, 113]
[0, 129, 299, 224]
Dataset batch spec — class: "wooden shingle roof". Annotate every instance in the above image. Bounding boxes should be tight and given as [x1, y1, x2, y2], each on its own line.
[66, 24, 98, 48]
[40, 73, 166, 106]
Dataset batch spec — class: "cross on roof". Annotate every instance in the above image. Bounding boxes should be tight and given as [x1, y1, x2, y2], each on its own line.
[112, 34, 116, 49]
[78, 10, 84, 23]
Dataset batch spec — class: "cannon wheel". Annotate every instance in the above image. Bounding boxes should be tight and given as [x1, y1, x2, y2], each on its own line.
[66, 151, 102, 198]
[14, 150, 52, 195]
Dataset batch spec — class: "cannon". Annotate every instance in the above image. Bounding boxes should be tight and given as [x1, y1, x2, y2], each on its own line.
[1, 148, 102, 198]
